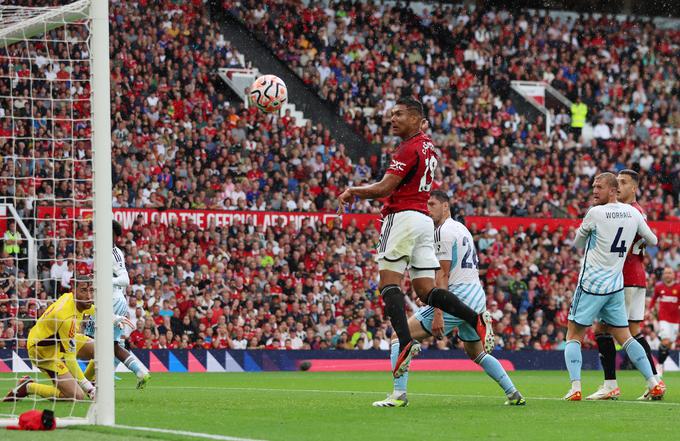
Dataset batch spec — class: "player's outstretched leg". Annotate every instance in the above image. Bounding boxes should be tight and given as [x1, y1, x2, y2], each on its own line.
[634, 332, 659, 378]
[588, 333, 620, 400]
[4, 376, 71, 401]
[373, 340, 410, 407]
[114, 343, 150, 389]
[563, 339, 583, 401]
[3, 376, 34, 402]
[423, 287, 494, 353]
[619, 337, 665, 400]
[633, 332, 665, 400]
[471, 350, 525, 405]
[381, 284, 420, 378]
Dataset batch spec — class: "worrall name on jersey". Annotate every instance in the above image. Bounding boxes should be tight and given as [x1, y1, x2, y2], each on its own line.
[605, 211, 633, 219]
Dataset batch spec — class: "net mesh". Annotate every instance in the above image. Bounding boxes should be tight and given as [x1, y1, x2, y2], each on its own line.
[1, 0, 94, 422]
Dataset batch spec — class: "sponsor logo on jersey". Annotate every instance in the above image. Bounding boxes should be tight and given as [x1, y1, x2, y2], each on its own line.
[388, 160, 406, 172]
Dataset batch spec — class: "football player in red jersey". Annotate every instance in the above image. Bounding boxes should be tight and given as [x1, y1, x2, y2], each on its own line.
[588, 169, 663, 400]
[337, 97, 493, 378]
[650, 267, 680, 376]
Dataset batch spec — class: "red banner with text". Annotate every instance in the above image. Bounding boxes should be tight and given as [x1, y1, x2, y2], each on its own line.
[34, 207, 679, 237]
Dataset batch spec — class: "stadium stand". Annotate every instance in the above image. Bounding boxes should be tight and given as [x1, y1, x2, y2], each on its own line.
[231, 0, 679, 220]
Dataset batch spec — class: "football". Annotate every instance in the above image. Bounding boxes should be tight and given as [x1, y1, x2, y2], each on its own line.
[248, 74, 287, 113]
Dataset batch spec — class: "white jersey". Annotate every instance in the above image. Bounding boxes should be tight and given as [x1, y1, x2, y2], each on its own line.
[112, 245, 129, 302]
[434, 218, 485, 312]
[83, 245, 130, 337]
[575, 202, 657, 295]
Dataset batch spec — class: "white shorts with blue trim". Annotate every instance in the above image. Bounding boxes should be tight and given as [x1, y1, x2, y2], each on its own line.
[568, 286, 628, 328]
[414, 283, 486, 341]
[112, 295, 129, 342]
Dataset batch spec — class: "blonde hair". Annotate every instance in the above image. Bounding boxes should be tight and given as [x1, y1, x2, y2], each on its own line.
[594, 172, 618, 189]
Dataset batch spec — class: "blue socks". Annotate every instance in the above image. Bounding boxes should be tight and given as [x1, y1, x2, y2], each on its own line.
[622, 338, 653, 380]
[390, 341, 409, 393]
[475, 352, 517, 396]
[564, 340, 582, 382]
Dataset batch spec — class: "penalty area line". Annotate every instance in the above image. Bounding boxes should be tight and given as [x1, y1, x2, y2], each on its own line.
[128, 385, 680, 407]
[114, 424, 269, 441]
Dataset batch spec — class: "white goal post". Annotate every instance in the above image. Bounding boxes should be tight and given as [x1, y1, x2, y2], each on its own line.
[0, 0, 113, 427]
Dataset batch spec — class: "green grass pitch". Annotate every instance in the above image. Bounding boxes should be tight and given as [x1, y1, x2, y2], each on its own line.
[2, 371, 678, 441]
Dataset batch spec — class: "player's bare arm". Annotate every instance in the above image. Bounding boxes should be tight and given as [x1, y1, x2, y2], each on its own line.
[338, 173, 402, 206]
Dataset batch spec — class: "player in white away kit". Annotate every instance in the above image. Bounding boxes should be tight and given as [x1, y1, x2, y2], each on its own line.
[588, 169, 663, 400]
[563, 173, 664, 401]
[372, 191, 524, 407]
[83, 220, 150, 388]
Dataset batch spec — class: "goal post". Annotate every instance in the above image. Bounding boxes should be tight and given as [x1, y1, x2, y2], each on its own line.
[91, 0, 114, 426]
[0, 0, 113, 427]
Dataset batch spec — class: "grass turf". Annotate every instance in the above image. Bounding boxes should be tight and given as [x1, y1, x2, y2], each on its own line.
[1, 370, 678, 441]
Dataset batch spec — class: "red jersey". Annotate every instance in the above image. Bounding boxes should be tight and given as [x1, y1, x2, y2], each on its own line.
[650, 282, 680, 324]
[622, 201, 647, 287]
[382, 132, 437, 217]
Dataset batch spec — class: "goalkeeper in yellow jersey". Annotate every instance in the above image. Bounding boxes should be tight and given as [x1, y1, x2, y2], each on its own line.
[4, 274, 132, 401]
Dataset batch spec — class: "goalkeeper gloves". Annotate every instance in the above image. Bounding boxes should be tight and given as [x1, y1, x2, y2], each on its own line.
[78, 379, 96, 400]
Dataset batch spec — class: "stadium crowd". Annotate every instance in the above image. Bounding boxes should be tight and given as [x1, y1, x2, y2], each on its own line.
[1, 0, 679, 354]
[232, 0, 680, 220]
[2, 211, 678, 353]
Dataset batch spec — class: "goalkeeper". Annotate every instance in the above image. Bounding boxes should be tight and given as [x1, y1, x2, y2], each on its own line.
[4, 275, 131, 401]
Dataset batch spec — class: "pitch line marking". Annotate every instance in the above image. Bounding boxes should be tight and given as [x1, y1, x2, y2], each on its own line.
[123, 385, 680, 407]
[114, 424, 269, 441]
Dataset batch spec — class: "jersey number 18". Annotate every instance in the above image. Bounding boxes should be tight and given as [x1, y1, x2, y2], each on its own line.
[419, 156, 437, 192]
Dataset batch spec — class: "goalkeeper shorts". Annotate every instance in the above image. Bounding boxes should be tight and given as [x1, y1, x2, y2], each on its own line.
[27, 334, 91, 377]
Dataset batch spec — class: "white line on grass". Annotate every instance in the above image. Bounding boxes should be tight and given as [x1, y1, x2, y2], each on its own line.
[125, 385, 680, 407]
[114, 424, 269, 441]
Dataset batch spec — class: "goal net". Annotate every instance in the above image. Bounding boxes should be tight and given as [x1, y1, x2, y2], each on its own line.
[0, 0, 113, 427]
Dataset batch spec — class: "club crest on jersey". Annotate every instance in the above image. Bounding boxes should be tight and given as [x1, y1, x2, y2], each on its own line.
[388, 160, 406, 172]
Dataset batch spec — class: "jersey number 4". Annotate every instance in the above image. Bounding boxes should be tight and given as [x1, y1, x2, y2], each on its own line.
[418, 156, 437, 192]
[610, 227, 627, 258]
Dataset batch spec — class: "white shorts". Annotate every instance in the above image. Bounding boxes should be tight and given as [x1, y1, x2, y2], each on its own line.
[658, 320, 679, 343]
[624, 286, 646, 322]
[377, 210, 440, 279]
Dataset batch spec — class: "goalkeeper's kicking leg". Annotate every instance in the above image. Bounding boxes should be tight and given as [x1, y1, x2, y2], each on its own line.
[25, 372, 88, 401]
